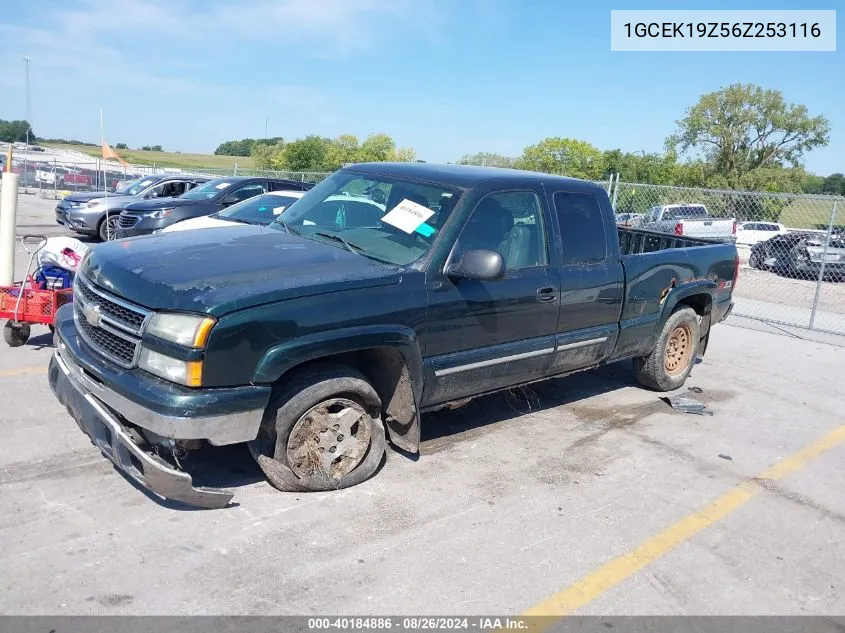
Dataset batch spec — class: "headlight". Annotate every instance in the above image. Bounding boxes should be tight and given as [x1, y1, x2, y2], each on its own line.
[138, 348, 203, 387]
[146, 312, 216, 347]
[149, 208, 174, 219]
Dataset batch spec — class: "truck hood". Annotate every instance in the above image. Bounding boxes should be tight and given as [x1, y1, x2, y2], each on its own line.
[65, 192, 138, 205]
[81, 225, 404, 315]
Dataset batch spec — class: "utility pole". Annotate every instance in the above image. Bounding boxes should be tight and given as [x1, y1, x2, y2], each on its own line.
[23, 56, 32, 129]
[265, 118, 268, 141]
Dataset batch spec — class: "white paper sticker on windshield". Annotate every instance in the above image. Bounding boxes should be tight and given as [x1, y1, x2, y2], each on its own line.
[381, 199, 434, 234]
[215, 182, 231, 189]
[272, 206, 287, 215]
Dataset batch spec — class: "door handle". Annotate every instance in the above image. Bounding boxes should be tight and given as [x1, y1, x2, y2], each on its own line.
[536, 286, 558, 303]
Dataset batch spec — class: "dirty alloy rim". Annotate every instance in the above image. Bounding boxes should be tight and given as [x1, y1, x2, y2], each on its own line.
[286, 398, 372, 479]
[664, 323, 693, 376]
[105, 215, 119, 239]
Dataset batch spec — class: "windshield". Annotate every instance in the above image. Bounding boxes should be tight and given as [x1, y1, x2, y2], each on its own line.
[179, 178, 236, 200]
[217, 193, 303, 225]
[272, 170, 463, 266]
[119, 177, 157, 196]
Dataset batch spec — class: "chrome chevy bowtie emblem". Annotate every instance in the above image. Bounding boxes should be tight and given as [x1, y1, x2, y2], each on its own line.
[82, 303, 102, 327]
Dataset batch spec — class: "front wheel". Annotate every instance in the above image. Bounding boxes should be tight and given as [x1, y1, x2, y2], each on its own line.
[748, 250, 761, 269]
[250, 364, 386, 492]
[98, 213, 120, 241]
[633, 306, 700, 392]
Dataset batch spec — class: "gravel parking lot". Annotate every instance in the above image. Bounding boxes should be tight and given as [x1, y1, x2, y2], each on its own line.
[1, 193, 844, 618]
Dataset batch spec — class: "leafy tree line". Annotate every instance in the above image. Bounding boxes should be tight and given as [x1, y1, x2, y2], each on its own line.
[461, 84, 836, 198]
[214, 137, 284, 157]
[250, 133, 417, 172]
[0, 120, 36, 143]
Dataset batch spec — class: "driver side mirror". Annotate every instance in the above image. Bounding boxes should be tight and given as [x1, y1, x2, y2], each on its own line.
[445, 249, 505, 282]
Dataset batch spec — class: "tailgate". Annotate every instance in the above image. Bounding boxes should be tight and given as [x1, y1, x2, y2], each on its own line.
[680, 219, 735, 240]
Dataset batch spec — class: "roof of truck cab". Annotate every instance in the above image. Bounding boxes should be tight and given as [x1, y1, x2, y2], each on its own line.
[345, 162, 604, 190]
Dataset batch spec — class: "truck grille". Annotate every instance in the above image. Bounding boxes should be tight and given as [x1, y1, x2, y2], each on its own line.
[75, 275, 148, 334]
[118, 214, 140, 229]
[73, 274, 151, 368]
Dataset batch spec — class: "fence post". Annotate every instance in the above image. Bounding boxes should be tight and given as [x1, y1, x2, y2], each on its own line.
[234, 162, 238, 176]
[611, 173, 620, 211]
[808, 199, 838, 330]
[53, 157, 58, 200]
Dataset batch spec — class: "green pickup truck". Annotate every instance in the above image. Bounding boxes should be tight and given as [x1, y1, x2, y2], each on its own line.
[49, 163, 737, 508]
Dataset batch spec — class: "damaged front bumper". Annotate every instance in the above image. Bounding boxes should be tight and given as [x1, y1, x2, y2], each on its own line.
[48, 307, 271, 509]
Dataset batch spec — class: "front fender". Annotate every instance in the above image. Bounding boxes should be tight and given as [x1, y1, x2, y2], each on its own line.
[253, 324, 425, 453]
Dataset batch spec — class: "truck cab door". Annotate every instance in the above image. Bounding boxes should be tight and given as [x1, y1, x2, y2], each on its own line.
[423, 187, 560, 406]
[546, 188, 624, 374]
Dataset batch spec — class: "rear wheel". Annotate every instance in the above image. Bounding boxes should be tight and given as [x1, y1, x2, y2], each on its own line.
[249, 364, 386, 492]
[634, 306, 700, 392]
[3, 320, 31, 347]
[98, 213, 120, 241]
[748, 250, 761, 269]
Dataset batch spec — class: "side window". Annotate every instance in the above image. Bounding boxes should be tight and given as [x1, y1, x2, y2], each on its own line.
[145, 183, 166, 198]
[270, 181, 309, 192]
[225, 183, 267, 204]
[456, 191, 547, 271]
[161, 181, 188, 197]
[553, 191, 608, 265]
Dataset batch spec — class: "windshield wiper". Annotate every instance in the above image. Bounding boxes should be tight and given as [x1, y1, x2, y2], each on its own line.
[276, 220, 301, 235]
[315, 231, 365, 256]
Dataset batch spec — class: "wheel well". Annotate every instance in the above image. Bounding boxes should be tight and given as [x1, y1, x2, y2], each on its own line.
[677, 293, 711, 318]
[676, 293, 713, 354]
[274, 348, 419, 452]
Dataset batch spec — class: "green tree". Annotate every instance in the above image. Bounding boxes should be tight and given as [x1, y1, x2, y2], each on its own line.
[389, 146, 417, 162]
[517, 137, 604, 179]
[0, 119, 35, 143]
[324, 134, 360, 170]
[115, 142, 128, 150]
[667, 83, 830, 189]
[820, 173, 845, 196]
[251, 140, 285, 169]
[358, 133, 396, 162]
[280, 135, 332, 171]
[458, 152, 515, 168]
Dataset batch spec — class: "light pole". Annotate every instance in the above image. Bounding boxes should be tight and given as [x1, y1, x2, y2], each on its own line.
[23, 56, 32, 129]
[264, 118, 268, 141]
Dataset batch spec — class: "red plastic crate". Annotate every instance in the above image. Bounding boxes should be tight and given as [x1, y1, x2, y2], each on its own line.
[0, 286, 73, 325]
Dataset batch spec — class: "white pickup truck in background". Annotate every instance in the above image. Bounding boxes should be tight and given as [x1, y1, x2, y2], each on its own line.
[639, 204, 737, 242]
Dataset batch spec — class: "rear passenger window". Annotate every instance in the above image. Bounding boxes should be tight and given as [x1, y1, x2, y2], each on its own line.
[553, 192, 607, 265]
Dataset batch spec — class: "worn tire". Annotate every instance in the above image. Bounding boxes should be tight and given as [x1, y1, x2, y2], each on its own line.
[98, 213, 120, 241]
[748, 251, 760, 269]
[249, 364, 386, 493]
[4, 320, 31, 347]
[633, 306, 700, 392]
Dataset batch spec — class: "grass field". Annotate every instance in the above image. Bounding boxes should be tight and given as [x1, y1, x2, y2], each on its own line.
[780, 198, 842, 230]
[43, 143, 256, 170]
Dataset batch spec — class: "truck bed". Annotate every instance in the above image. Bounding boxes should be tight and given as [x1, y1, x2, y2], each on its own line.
[618, 226, 722, 255]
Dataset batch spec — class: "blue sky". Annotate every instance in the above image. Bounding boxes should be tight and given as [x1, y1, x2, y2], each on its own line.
[0, 0, 841, 174]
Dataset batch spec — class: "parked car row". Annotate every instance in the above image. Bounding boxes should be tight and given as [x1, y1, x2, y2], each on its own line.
[56, 174, 315, 241]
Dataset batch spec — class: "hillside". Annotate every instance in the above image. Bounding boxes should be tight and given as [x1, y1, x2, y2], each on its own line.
[42, 143, 256, 170]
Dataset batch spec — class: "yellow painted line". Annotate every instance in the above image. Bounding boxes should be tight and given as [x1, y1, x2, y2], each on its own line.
[0, 366, 47, 378]
[522, 423, 845, 623]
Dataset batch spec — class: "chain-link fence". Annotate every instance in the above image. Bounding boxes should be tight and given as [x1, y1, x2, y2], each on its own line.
[611, 181, 845, 335]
